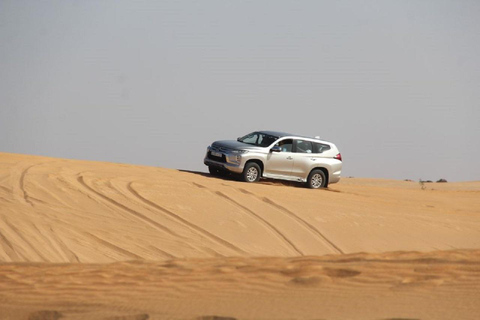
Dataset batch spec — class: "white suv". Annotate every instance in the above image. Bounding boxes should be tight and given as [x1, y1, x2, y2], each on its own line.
[204, 131, 342, 188]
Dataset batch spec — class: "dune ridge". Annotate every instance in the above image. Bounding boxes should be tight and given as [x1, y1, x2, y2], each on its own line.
[0, 152, 479, 319]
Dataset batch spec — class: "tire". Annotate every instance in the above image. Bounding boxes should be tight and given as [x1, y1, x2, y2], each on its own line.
[208, 166, 221, 176]
[242, 162, 261, 183]
[307, 169, 326, 189]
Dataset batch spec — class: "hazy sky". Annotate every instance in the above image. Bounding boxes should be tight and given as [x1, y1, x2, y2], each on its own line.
[1, 1, 479, 182]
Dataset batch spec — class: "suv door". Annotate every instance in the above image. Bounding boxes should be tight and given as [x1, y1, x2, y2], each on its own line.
[290, 139, 315, 180]
[291, 140, 332, 180]
[264, 139, 294, 177]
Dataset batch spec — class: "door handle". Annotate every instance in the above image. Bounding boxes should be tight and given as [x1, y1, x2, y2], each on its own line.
[286, 156, 293, 160]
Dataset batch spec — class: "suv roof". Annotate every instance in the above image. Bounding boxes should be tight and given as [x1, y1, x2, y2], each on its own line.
[257, 130, 293, 138]
[258, 130, 325, 142]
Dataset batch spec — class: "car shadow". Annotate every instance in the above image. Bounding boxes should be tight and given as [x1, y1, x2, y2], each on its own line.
[178, 169, 313, 189]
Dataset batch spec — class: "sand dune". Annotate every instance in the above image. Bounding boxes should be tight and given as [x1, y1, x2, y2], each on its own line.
[2, 250, 480, 320]
[0, 152, 479, 319]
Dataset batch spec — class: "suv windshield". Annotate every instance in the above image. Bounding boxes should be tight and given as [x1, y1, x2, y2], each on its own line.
[238, 132, 279, 147]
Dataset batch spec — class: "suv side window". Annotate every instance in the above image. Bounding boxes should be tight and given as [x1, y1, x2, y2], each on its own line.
[313, 142, 331, 153]
[259, 135, 277, 147]
[295, 140, 313, 153]
[275, 139, 293, 152]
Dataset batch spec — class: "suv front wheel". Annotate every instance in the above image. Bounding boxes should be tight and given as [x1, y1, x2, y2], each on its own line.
[242, 163, 261, 183]
[307, 169, 327, 189]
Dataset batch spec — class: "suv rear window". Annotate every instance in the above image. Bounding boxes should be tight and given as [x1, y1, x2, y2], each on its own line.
[295, 140, 313, 153]
[313, 142, 331, 153]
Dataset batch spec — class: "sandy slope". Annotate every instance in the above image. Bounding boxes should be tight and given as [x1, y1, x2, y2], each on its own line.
[1, 250, 480, 320]
[0, 152, 479, 319]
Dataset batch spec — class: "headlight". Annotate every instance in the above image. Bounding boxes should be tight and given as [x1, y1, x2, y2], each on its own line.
[231, 150, 248, 154]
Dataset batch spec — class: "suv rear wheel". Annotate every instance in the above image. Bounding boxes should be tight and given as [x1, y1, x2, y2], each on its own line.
[307, 169, 326, 189]
[242, 163, 261, 183]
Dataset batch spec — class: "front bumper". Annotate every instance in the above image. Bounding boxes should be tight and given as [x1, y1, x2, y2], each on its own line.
[204, 147, 245, 174]
[204, 158, 244, 174]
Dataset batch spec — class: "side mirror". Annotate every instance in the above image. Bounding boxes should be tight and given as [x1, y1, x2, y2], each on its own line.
[271, 146, 282, 153]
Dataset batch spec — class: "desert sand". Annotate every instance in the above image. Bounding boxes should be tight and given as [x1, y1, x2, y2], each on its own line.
[0, 152, 479, 319]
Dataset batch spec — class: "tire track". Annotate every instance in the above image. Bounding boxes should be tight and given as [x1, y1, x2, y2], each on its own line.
[238, 188, 344, 254]
[76, 175, 181, 239]
[127, 182, 246, 256]
[48, 226, 80, 263]
[17, 161, 78, 208]
[191, 182, 206, 189]
[148, 245, 176, 259]
[18, 164, 37, 206]
[0, 173, 9, 185]
[46, 204, 159, 263]
[213, 190, 304, 256]
[190, 182, 304, 255]
[45, 212, 150, 262]
[30, 216, 84, 263]
[262, 197, 344, 254]
[2, 218, 49, 262]
[30, 180, 73, 209]
[0, 191, 13, 203]
[18, 160, 79, 208]
[0, 228, 21, 261]
[84, 232, 144, 260]
[31, 224, 66, 262]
